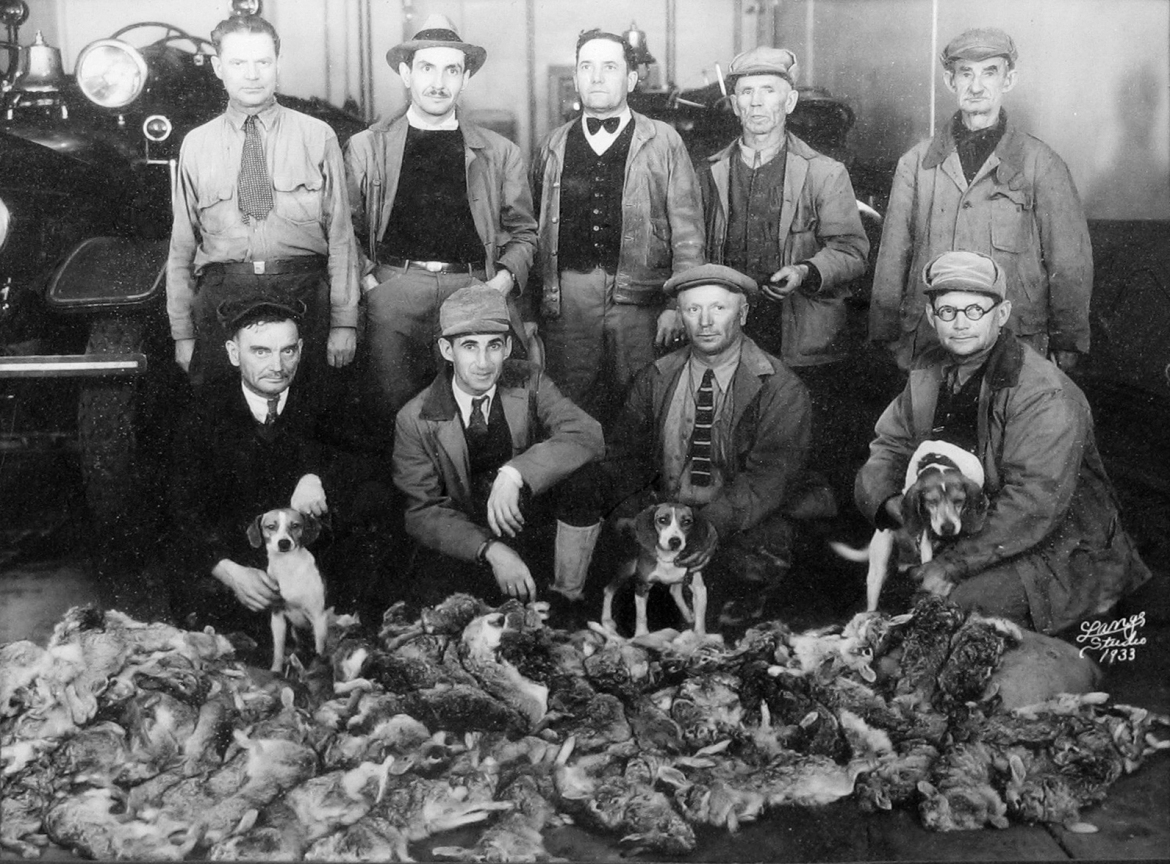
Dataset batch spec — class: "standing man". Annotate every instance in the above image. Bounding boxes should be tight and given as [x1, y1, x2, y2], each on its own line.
[870, 27, 1092, 372]
[532, 29, 705, 425]
[344, 14, 537, 434]
[167, 14, 358, 390]
[857, 251, 1148, 634]
[392, 285, 603, 609]
[698, 46, 869, 502]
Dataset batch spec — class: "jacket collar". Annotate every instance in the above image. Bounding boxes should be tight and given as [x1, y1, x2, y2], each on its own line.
[982, 331, 1026, 390]
[418, 361, 531, 421]
[373, 109, 487, 149]
[923, 111, 1028, 184]
[706, 130, 815, 166]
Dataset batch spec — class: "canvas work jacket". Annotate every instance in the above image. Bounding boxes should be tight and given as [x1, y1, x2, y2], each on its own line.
[856, 333, 1149, 633]
[870, 116, 1092, 367]
[531, 111, 705, 316]
[700, 132, 870, 366]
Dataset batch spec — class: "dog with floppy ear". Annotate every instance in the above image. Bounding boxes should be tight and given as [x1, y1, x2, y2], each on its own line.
[247, 508, 328, 672]
[831, 440, 988, 611]
[602, 502, 718, 637]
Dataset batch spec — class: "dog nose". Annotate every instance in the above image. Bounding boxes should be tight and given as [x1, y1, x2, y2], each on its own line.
[668, 537, 682, 550]
[939, 523, 957, 537]
[278, 539, 292, 552]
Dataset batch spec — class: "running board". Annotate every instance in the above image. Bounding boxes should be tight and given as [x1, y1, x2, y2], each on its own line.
[0, 354, 147, 378]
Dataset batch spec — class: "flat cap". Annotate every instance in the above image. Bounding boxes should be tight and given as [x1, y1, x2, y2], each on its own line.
[941, 27, 1018, 67]
[663, 264, 758, 299]
[727, 46, 799, 87]
[439, 283, 511, 338]
[217, 297, 306, 333]
[922, 250, 1006, 300]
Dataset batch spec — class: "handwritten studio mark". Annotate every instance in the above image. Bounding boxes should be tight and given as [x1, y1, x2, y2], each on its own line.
[1077, 611, 1147, 662]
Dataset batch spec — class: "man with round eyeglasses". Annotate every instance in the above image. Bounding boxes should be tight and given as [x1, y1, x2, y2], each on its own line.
[856, 250, 1149, 635]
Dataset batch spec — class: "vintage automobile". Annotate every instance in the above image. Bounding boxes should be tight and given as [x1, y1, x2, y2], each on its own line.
[0, 0, 364, 565]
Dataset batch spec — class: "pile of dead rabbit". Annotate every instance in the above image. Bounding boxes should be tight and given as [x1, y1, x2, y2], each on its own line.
[2, 594, 1169, 860]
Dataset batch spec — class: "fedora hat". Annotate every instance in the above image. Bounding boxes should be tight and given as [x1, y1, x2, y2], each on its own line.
[387, 14, 486, 77]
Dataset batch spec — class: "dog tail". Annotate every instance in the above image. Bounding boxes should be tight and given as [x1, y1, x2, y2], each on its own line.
[828, 541, 870, 563]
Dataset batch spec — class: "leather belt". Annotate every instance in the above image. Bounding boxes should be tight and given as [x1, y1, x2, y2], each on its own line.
[381, 256, 486, 274]
[205, 257, 327, 277]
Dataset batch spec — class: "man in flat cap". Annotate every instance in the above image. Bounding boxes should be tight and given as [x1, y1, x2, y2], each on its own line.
[858, 251, 1148, 633]
[531, 28, 705, 426]
[555, 263, 823, 627]
[167, 15, 359, 394]
[345, 14, 537, 438]
[870, 27, 1092, 372]
[698, 45, 870, 506]
[392, 284, 604, 607]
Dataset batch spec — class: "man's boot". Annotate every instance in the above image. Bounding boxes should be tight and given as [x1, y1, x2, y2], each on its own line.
[552, 520, 601, 601]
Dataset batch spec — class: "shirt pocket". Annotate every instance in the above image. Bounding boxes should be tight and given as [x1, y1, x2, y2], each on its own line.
[272, 163, 325, 225]
[195, 182, 240, 235]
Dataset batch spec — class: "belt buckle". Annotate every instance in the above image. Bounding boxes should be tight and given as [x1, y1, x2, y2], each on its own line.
[253, 260, 266, 275]
[423, 261, 444, 273]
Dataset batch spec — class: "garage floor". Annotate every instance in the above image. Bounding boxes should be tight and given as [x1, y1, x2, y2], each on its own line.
[3, 373, 1169, 862]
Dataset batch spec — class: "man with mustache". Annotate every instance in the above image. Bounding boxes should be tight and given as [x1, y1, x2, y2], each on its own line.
[167, 14, 359, 394]
[344, 15, 537, 437]
[870, 28, 1092, 373]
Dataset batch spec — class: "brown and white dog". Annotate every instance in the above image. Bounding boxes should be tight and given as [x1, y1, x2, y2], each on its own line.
[602, 503, 718, 637]
[247, 507, 328, 672]
[832, 440, 988, 611]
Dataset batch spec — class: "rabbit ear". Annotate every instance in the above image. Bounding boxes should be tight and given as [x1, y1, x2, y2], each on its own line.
[246, 515, 265, 548]
[300, 513, 321, 546]
[900, 482, 929, 535]
[961, 479, 989, 533]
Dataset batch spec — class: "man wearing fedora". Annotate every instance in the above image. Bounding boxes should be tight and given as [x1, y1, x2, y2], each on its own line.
[698, 45, 869, 507]
[870, 28, 1092, 372]
[392, 284, 603, 608]
[857, 251, 1148, 633]
[167, 14, 359, 392]
[531, 28, 704, 426]
[344, 15, 537, 436]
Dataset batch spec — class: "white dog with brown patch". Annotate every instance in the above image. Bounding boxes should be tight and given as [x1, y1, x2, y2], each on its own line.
[247, 507, 327, 672]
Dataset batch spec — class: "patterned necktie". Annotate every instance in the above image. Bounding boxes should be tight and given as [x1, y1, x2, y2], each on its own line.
[586, 116, 620, 135]
[264, 396, 280, 427]
[238, 114, 274, 222]
[468, 396, 489, 436]
[690, 369, 715, 487]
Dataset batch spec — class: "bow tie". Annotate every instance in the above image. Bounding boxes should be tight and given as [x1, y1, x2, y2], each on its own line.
[586, 116, 621, 135]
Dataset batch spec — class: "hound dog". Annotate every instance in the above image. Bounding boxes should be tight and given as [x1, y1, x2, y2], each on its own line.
[831, 440, 988, 611]
[247, 507, 328, 672]
[602, 503, 718, 637]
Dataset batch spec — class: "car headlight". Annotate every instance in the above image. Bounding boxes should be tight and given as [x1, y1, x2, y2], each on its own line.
[75, 39, 148, 109]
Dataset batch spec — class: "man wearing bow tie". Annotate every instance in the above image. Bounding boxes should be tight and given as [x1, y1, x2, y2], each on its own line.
[531, 29, 705, 426]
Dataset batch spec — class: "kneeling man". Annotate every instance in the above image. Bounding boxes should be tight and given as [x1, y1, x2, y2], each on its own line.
[856, 251, 1149, 633]
[393, 284, 604, 606]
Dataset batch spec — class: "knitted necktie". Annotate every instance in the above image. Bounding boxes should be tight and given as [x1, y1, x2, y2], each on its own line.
[690, 369, 715, 487]
[264, 396, 280, 427]
[586, 116, 620, 135]
[238, 115, 274, 222]
[468, 396, 489, 436]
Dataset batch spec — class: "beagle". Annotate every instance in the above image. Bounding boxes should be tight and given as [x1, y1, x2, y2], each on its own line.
[831, 440, 988, 611]
[247, 507, 328, 672]
[602, 503, 718, 637]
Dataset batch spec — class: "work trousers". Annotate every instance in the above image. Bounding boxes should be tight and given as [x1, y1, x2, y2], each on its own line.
[542, 267, 662, 426]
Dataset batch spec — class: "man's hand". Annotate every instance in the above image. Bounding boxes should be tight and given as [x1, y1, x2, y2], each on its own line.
[655, 308, 685, 348]
[485, 269, 514, 295]
[676, 523, 718, 571]
[485, 542, 536, 602]
[174, 338, 195, 373]
[291, 473, 328, 517]
[760, 264, 806, 303]
[913, 560, 954, 597]
[327, 327, 357, 368]
[1051, 350, 1080, 373]
[213, 559, 279, 611]
[883, 494, 905, 526]
[487, 469, 525, 538]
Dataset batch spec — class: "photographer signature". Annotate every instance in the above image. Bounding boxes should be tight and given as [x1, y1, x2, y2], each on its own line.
[1076, 612, 1147, 662]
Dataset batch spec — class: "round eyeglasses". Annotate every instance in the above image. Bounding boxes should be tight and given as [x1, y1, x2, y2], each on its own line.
[932, 300, 999, 322]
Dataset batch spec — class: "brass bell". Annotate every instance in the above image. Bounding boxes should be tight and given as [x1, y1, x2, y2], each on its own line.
[13, 30, 65, 94]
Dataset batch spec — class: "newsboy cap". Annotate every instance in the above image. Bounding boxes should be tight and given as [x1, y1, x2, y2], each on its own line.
[940, 27, 1018, 68]
[439, 283, 511, 338]
[726, 46, 799, 87]
[922, 251, 1006, 301]
[217, 297, 306, 334]
[387, 13, 486, 77]
[663, 264, 759, 299]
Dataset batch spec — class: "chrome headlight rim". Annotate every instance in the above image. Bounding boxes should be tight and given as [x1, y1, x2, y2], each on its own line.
[75, 38, 149, 110]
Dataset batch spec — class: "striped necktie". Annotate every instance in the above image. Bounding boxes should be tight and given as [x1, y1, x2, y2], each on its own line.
[238, 114, 274, 222]
[690, 369, 715, 487]
[264, 396, 279, 427]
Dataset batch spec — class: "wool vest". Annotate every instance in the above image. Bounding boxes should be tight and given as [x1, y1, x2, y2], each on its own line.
[557, 120, 634, 273]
